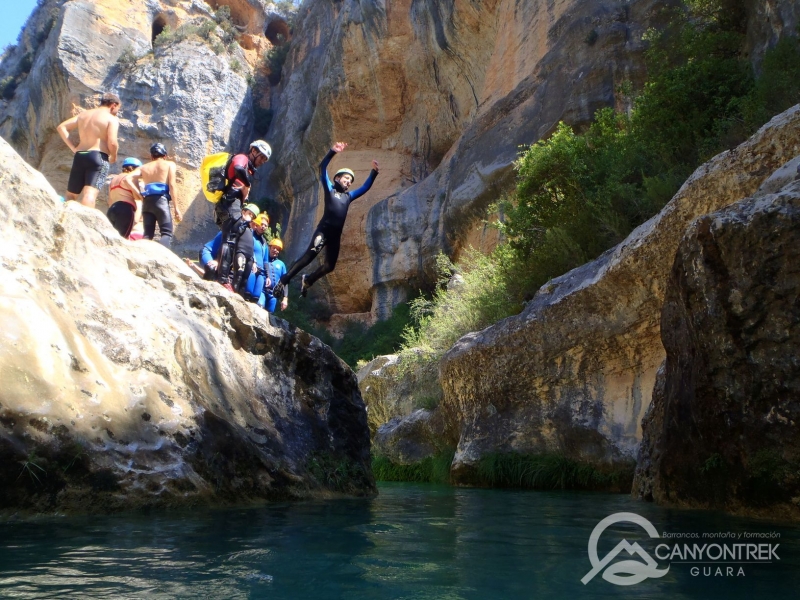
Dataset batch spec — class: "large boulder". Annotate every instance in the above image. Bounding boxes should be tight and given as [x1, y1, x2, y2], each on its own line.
[632, 160, 800, 519]
[0, 137, 374, 514]
[374, 409, 445, 466]
[434, 106, 800, 482]
[356, 351, 442, 436]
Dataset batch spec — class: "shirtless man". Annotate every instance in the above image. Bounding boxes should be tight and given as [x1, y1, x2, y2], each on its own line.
[125, 143, 183, 248]
[57, 92, 121, 208]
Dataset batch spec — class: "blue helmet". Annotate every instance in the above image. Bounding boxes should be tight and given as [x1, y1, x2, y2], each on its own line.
[122, 157, 142, 169]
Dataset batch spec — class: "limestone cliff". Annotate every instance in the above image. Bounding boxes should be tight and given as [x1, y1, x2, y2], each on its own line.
[632, 156, 800, 519]
[0, 137, 374, 514]
[3, 0, 797, 323]
[265, 0, 671, 317]
[0, 0, 294, 254]
[263, 0, 799, 320]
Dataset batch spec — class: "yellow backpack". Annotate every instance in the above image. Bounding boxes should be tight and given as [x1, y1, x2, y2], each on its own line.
[200, 152, 232, 203]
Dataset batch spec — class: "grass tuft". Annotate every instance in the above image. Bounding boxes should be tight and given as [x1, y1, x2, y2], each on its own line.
[476, 452, 635, 491]
[372, 449, 455, 484]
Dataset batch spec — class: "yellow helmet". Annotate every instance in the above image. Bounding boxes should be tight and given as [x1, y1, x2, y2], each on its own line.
[268, 238, 283, 249]
[253, 213, 269, 227]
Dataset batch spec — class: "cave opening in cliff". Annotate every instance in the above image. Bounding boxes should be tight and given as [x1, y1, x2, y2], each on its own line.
[265, 18, 291, 45]
[152, 15, 167, 44]
[206, 1, 249, 29]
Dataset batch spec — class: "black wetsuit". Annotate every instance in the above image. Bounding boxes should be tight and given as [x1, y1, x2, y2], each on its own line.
[280, 150, 378, 289]
[215, 154, 255, 285]
[67, 150, 110, 194]
[142, 183, 173, 248]
[232, 226, 256, 295]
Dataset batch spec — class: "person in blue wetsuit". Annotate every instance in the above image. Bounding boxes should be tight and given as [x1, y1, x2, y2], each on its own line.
[243, 214, 269, 303]
[272, 141, 379, 298]
[191, 232, 223, 280]
[263, 238, 289, 312]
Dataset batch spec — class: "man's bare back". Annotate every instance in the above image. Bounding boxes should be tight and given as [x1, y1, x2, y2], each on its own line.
[139, 159, 174, 186]
[57, 93, 121, 207]
[73, 108, 119, 156]
[127, 150, 182, 226]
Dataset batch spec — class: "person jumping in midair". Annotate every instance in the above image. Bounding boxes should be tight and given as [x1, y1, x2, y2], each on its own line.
[272, 142, 379, 298]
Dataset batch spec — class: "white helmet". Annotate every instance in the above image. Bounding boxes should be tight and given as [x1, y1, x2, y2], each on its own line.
[250, 140, 272, 160]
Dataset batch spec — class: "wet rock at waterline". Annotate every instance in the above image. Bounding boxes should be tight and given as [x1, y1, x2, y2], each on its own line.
[633, 169, 800, 519]
[0, 138, 374, 514]
[374, 409, 448, 466]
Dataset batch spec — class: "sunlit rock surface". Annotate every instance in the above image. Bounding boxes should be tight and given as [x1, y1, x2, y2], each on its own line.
[0, 138, 374, 514]
[264, 0, 673, 316]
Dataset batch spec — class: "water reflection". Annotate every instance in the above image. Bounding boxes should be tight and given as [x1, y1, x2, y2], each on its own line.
[1, 484, 798, 599]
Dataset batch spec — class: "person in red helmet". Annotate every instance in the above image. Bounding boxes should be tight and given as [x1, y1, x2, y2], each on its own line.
[215, 140, 272, 287]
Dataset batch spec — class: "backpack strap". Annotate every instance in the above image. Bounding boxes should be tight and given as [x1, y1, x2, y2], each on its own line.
[221, 154, 235, 194]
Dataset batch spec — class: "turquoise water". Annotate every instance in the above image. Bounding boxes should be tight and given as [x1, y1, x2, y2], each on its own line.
[1, 483, 798, 599]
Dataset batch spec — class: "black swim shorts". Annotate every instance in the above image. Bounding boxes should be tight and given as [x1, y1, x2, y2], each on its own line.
[67, 150, 110, 194]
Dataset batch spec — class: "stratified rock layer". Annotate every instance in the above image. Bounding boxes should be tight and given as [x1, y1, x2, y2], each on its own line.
[632, 165, 800, 519]
[0, 137, 374, 514]
[435, 107, 800, 481]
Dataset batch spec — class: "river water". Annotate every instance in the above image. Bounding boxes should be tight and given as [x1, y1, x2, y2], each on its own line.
[1, 483, 798, 599]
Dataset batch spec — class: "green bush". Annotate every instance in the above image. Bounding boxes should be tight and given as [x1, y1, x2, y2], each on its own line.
[214, 6, 238, 47]
[273, 0, 297, 16]
[401, 248, 521, 361]
[264, 43, 290, 83]
[153, 25, 173, 46]
[154, 16, 239, 53]
[17, 52, 34, 77]
[116, 46, 138, 70]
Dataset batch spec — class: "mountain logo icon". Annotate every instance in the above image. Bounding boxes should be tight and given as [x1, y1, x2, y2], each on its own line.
[581, 512, 670, 586]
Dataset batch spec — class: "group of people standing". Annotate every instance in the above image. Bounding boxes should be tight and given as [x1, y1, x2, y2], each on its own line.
[57, 92, 381, 313]
[57, 93, 182, 247]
